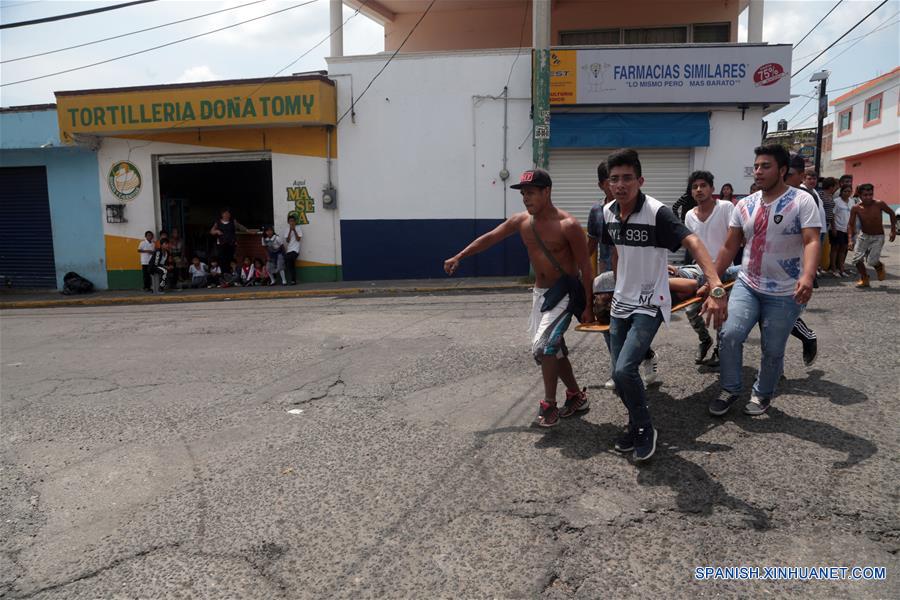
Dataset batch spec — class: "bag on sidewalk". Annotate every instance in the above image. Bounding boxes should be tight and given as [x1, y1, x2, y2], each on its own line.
[61, 272, 95, 295]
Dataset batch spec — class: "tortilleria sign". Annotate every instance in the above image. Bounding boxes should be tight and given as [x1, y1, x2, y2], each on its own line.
[55, 77, 336, 142]
[550, 44, 791, 105]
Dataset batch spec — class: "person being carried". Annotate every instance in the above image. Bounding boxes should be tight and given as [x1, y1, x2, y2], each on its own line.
[601, 149, 727, 461]
[444, 168, 593, 428]
[711, 144, 820, 418]
[847, 183, 897, 288]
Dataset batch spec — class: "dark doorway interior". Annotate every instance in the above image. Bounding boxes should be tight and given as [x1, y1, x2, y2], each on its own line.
[158, 159, 273, 263]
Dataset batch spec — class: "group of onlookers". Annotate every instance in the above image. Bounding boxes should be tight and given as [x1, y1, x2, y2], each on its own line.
[138, 209, 304, 293]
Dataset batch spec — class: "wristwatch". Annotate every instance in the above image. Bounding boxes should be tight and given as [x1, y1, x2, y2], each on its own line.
[710, 286, 727, 299]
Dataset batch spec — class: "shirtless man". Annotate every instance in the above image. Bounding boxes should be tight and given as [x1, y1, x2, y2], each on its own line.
[444, 169, 594, 427]
[847, 183, 897, 288]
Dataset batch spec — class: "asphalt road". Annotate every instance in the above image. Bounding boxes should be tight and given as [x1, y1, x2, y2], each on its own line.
[2, 253, 898, 599]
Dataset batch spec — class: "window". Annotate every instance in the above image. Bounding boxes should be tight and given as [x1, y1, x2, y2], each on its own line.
[560, 29, 620, 46]
[624, 26, 688, 44]
[559, 23, 728, 46]
[838, 108, 852, 135]
[864, 94, 882, 126]
[693, 23, 730, 43]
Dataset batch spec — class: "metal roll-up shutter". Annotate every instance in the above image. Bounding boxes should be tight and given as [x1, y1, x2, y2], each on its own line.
[0, 166, 57, 288]
[549, 148, 692, 261]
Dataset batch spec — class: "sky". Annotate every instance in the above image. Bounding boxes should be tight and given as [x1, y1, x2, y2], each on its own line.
[1, 0, 898, 132]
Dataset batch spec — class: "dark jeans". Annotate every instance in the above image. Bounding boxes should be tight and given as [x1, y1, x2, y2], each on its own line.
[141, 265, 151, 290]
[285, 251, 299, 283]
[609, 311, 664, 429]
[217, 244, 236, 272]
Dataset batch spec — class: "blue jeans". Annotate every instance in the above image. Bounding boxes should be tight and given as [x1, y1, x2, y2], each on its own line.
[719, 279, 804, 399]
[609, 311, 663, 429]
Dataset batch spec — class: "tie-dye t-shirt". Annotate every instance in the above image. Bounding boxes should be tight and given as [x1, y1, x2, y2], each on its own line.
[731, 187, 821, 296]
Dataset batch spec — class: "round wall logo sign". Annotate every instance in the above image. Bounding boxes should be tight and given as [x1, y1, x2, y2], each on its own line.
[108, 161, 142, 201]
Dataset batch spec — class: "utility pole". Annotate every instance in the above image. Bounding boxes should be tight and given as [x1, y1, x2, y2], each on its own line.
[532, 0, 551, 169]
[810, 70, 830, 174]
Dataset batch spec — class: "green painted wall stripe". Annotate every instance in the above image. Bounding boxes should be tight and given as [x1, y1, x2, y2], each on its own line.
[107, 270, 143, 290]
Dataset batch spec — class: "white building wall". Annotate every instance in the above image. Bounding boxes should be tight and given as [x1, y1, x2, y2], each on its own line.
[97, 137, 337, 267]
[693, 108, 765, 194]
[328, 49, 533, 221]
[832, 75, 900, 161]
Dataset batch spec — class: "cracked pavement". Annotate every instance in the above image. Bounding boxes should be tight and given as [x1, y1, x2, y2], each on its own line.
[1, 252, 898, 598]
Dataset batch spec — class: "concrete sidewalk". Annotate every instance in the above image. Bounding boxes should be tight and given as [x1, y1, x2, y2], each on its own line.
[0, 276, 532, 309]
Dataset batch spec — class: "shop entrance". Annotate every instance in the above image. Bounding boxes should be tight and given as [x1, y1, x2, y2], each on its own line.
[157, 152, 273, 265]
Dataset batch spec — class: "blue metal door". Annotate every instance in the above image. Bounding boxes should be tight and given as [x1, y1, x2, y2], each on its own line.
[0, 166, 57, 288]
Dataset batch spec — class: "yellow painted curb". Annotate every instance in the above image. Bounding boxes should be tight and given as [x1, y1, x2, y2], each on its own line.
[0, 284, 531, 310]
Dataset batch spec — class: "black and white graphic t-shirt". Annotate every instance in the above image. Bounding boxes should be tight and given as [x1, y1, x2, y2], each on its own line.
[602, 193, 691, 322]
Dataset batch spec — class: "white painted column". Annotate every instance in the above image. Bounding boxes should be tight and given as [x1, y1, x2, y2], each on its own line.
[330, 0, 343, 58]
[748, 0, 764, 43]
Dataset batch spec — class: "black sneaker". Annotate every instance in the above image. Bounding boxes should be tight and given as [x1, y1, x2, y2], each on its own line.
[633, 426, 657, 461]
[536, 400, 559, 428]
[709, 390, 738, 416]
[614, 425, 636, 453]
[560, 387, 589, 418]
[705, 347, 720, 367]
[695, 337, 713, 364]
[802, 338, 817, 367]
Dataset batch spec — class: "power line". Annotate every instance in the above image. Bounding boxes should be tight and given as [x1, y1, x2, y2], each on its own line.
[1, 0, 320, 88]
[0, 0, 158, 30]
[815, 16, 898, 72]
[792, 0, 889, 79]
[0, 1, 41, 9]
[505, 0, 530, 89]
[791, 13, 899, 62]
[2, 0, 268, 64]
[240, 0, 372, 102]
[336, 0, 437, 125]
[793, 0, 843, 50]
[112, 0, 370, 144]
[787, 94, 815, 124]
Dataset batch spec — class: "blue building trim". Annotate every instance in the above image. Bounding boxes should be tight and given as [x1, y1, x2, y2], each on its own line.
[340, 219, 530, 280]
[0, 148, 107, 290]
[1, 108, 107, 290]
[550, 112, 710, 148]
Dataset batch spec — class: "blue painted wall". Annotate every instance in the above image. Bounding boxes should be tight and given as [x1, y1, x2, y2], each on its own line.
[1, 109, 107, 289]
[340, 219, 530, 280]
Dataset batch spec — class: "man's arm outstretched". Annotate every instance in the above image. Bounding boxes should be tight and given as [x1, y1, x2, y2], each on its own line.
[444, 214, 522, 276]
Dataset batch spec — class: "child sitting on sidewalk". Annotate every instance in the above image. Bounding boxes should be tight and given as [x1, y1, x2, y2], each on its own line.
[187, 257, 208, 288]
[252, 258, 269, 286]
[208, 259, 222, 288]
[239, 257, 255, 287]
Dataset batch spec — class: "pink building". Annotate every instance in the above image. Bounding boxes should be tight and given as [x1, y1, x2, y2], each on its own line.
[830, 67, 900, 204]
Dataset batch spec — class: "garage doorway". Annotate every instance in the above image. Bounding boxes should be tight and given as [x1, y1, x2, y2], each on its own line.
[0, 166, 57, 288]
[156, 152, 273, 264]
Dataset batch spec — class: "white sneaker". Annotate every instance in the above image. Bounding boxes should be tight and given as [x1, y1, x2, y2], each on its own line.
[604, 378, 616, 390]
[641, 351, 661, 387]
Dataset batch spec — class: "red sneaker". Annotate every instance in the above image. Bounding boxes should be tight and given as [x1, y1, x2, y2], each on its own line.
[536, 400, 559, 427]
[560, 387, 589, 418]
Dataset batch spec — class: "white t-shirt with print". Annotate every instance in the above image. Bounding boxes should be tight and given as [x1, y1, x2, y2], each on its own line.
[138, 240, 155, 265]
[731, 187, 820, 296]
[685, 200, 734, 261]
[281, 226, 302, 254]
